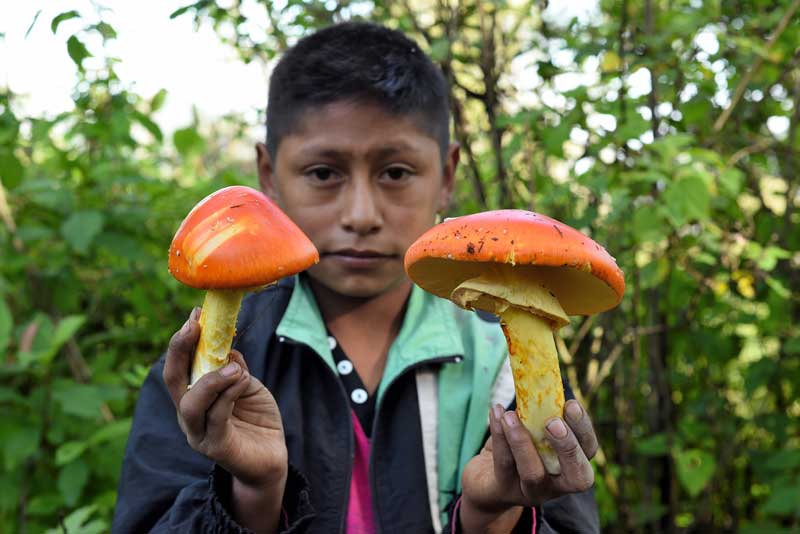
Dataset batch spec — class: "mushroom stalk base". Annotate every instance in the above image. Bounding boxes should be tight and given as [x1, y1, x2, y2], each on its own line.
[190, 289, 245, 386]
[498, 306, 565, 475]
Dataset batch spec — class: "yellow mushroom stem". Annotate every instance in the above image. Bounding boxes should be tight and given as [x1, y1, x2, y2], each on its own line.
[451, 270, 569, 475]
[190, 288, 245, 386]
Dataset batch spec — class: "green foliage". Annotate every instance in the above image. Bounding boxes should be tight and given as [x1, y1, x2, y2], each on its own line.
[2, 0, 798, 532]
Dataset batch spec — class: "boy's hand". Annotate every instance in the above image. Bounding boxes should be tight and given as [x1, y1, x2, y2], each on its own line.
[162, 308, 288, 490]
[459, 400, 598, 532]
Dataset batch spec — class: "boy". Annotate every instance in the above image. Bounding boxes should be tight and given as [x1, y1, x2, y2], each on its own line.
[113, 22, 600, 533]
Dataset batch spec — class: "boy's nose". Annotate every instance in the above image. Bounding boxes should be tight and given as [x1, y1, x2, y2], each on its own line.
[340, 178, 383, 235]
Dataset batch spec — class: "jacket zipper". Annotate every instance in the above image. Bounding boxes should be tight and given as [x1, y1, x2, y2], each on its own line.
[279, 335, 463, 532]
[369, 354, 462, 532]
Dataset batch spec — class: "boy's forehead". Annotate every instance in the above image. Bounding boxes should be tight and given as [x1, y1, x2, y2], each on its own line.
[282, 100, 437, 152]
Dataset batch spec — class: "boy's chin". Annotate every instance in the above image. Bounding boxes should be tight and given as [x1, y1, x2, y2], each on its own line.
[306, 267, 408, 301]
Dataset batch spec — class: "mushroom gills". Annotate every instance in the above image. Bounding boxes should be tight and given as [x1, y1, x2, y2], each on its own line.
[190, 288, 245, 386]
[451, 270, 568, 475]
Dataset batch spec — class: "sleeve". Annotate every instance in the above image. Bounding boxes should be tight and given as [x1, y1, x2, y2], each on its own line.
[111, 356, 315, 533]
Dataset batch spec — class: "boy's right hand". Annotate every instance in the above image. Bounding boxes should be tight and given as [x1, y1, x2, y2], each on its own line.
[162, 308, 288, 491]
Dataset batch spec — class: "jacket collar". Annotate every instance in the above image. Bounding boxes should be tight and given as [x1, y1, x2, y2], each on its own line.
[275, 274, 465, 401]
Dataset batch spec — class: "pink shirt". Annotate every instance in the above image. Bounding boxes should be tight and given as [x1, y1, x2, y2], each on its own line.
[346, 411, 376, 533]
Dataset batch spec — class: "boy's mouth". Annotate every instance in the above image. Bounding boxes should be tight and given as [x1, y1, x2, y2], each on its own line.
[325, 249, 396, 268]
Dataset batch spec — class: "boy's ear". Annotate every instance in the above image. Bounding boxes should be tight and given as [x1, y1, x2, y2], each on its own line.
[438, 142, 460, 213]
[255, 143, 279, 201]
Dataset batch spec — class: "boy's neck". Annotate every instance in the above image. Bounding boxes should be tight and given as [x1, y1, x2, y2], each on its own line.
[308, 277, 412, 394]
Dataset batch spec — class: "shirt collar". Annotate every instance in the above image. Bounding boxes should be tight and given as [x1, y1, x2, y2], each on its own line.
[275, 275, 465, 397]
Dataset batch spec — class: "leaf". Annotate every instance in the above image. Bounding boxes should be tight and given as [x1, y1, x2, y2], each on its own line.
[3, 426, 40, 470]
[50, 315, 86, 357]
[674, 448, 716, 497]
[25, 10, 42, 39]
[51, 11, 80, 34]
[601, 51, 621, 72]
[541, 121, 571, 157]
[429, 38, 450, 61]
[58, 460, 89, 507]
[764, 450, 800, 472]
[66, 36, 91, 71]
[663, 176, 710, 226]
[632, 206, 667, 243]
[636, 433, 668, 456]
[87, 419, 132, 446]
[43, 504, 99, 534]
[762, 478, 800, 516]
[52, 383, 106, 419]
[132, 110, 163, 142]
[61, 210, 104, 254]
[55, 441, 88, 466]
[150, 89, 168, 112]
[173, 127, 205, 157]
[0, 298, 11, 356]
[0, 150, 24, 189]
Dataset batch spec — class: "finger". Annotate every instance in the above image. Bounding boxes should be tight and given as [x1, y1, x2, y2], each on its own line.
[179, 362, 243, 441]
[500, 410, 547, 492]
[205, 361, 252, 446]
[191, 306, 201, 321]
[490, 405, 517, 489]
[545, 417, 595, 493]
[163, 312, 202, 407]
[564, 400, 598, 460]
[228, 349, 250, 373]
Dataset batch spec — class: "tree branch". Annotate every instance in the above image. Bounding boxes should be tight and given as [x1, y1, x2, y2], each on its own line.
[713, 0, 800, 132]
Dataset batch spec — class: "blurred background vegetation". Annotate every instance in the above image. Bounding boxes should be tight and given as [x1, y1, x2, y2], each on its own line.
[0, 0, 798, 532]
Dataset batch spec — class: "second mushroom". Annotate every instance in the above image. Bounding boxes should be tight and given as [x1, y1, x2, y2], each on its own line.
[405, 210, 624, 475]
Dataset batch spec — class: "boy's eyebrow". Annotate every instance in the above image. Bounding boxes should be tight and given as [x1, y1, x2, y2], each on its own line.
[299, 140, 422, 160]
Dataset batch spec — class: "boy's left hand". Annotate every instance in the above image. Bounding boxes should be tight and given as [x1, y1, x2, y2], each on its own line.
[460, 399, 598, 529]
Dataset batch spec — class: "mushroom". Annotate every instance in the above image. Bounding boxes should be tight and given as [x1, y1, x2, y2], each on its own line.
[168, 185, 318, 385]
[405, 209, 624, 474]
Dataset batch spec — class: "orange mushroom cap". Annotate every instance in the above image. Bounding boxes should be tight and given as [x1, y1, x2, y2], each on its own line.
[168, 186, 319, 289]
[404, 209, 625, 316]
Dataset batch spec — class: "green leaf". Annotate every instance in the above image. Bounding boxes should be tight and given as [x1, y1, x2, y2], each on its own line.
[0, 298, 11, 356]
[764, 450, 800, 472]
[173, 127, 205, 157]
[66, 35, 91, 71]
[150, 89, 168, 112]
[55, 441, 88, 466]
[44, 504, 101, 534]
[541, 121, 571, 157]
[51, 11, 80, 34]
[58, 460, 89, 507]
[87, 419, 132, 446]
[3, 426, 40, 470]
[61, 210, 104, 254]
[132, 110, 163, 142]
[762, 478, 800, 516]
[50, 315, 86, 359]
[663, 176, 710, 226]
[52, 383, 106, 419]
[674, 448, 716, 497]
[636, 433, 669, 456]
[0, 150, 24, 189]
[429, 38, 450, 61]
[632, 206, 667, 243]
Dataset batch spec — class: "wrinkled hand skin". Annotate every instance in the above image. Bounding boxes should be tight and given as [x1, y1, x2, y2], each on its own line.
[460, 400, 599, 533]
[162, 308, 288, 533]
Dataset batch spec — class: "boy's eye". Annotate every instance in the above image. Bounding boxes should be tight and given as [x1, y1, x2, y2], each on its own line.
[306, 167, 339, 183]
[383, 167, 412, 181]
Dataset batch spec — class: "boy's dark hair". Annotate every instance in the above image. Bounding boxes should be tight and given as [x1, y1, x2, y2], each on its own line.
[266, 22, 450, 161]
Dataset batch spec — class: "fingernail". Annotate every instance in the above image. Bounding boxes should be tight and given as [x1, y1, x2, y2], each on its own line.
[220, 362, 240, 377]
[566, 401, 583, 421]
[493, 404, 504, 422]
[547, 418, 567, 438]
[191, 307, 201, 321]
[503, 411, 517, 427]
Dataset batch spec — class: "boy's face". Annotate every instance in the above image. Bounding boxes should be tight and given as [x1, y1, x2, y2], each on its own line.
[257, 100, 458, 299]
